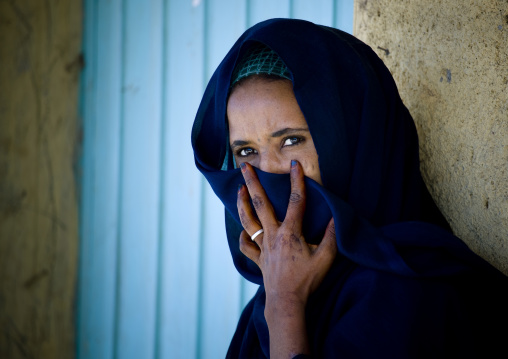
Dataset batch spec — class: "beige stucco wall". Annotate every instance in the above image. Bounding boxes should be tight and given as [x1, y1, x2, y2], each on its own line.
[0, 1, 82, 358]
[354, 0, 508, 275]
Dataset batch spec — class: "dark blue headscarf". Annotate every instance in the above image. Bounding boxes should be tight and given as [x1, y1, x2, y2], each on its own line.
[192, 19, 507, 358]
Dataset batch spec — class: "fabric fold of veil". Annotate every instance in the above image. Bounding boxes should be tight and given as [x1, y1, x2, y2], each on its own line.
[191, 18, 507, 358]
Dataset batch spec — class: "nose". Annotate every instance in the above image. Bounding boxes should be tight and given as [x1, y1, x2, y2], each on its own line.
[258, 151, 289, 175]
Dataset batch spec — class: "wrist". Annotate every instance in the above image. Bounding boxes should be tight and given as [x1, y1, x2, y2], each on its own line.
[264, 293, 310, 358]
[264, 292, 307, 326]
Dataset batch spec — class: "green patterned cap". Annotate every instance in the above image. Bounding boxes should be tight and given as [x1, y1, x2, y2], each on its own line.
[231, 43, 292, 86]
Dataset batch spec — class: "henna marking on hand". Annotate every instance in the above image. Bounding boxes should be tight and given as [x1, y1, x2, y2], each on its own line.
[239, 208, 249, 226]
[251, 194, 265, 210]
[289, 233, 303, 252]
[289, 192, 303, 203]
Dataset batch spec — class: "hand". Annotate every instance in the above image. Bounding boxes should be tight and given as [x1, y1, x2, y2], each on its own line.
[237, 160, 337, 358]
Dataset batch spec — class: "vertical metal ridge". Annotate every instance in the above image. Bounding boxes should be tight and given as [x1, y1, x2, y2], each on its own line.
[76, 0, 98, 357]
[112, 0, 126, 358]
[246, 0, 251, 28]
[153, 0, 168, 357]
[332, 0, 338, 28]
[195, 1, 210, 356]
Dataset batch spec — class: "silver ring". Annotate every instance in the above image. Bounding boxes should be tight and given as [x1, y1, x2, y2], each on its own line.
[251, 229, 264, 241]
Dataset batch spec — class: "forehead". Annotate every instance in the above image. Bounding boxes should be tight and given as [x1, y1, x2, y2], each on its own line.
[227, 77, 308, 137]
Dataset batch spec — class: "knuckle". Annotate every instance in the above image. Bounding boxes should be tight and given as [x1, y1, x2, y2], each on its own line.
[251, 194, 265, 210]
[270, 233, 283, 250]
[289, 191, 303, 203]
[239, 209, 251, 228]
[289, 233, 301, 247]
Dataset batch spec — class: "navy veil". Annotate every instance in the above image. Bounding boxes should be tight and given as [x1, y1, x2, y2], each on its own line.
[191, 19, 508, 358]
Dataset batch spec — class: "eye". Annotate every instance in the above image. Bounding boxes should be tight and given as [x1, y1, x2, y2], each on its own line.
[237, 147, 258, 157]
[282, 136, 304, 147]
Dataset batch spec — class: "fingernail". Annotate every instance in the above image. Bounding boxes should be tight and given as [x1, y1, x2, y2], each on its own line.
[291, 160, 297, 169]
[240, 162, 246, 172]
[237, 184, 243, 194]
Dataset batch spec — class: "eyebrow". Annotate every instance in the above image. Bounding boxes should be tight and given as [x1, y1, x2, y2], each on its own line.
[230, 127, 310, 149]
[230, 140, 250, 149]
[270, 127, 309, 138]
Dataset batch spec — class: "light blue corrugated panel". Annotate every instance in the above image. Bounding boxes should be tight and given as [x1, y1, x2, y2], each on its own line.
[78, 0, 123, 358]
[78, 1, 353, 359]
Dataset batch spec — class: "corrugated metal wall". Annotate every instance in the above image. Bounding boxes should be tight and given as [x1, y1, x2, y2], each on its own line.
[78, 1, 353, 358]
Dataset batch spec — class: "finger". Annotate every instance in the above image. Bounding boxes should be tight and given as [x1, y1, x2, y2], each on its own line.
[240, 162, 278, 227]
[237, 184, 263, 244]
[284, 160, 306, 232]
[239, 230, 261, 267]
[314, 218, 338, 264]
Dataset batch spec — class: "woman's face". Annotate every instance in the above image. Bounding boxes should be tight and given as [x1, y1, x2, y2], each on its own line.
[227, 77, 322, 185]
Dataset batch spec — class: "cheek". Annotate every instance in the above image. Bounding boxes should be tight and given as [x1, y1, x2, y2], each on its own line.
[300, 154, 322, 185]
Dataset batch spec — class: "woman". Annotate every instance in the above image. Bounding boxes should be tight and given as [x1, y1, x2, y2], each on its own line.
[191, 19, 508, 358]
